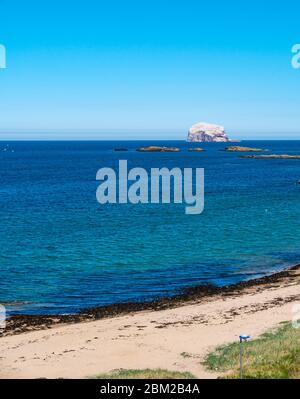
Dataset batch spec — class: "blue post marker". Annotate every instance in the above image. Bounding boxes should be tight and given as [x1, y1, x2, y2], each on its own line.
[239, 335, 250, 379]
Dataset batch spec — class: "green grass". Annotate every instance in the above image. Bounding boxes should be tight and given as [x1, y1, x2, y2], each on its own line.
[203, 321, 300, 379]
[95, 368, 197, 379]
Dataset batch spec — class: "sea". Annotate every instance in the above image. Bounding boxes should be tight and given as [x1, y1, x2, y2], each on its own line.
[1, 140, 300, 315]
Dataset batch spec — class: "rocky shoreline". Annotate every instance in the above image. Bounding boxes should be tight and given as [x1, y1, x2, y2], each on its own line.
[2, 264, 300, 338]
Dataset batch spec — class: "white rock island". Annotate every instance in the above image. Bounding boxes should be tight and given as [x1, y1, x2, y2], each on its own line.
[187, 122, 231, 142]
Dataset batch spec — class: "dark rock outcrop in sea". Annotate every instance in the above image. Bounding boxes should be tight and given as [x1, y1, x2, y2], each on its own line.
[136, 146, 180, 152]
[241, 154, 300, 159]
[224, 146, 266, 152]
[188, 148, 204, 152]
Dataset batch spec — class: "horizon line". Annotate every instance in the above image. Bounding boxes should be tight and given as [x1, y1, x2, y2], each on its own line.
[1, 138, 300, 142]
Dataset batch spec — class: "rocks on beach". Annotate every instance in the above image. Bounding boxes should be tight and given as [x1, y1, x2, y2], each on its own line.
[187, 122, 231, 142]
[136, 146, 180, 152]
[224, 146, 267, 152]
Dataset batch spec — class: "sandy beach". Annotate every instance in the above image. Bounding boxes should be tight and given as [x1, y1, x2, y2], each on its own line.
[1, 265, 300, 379]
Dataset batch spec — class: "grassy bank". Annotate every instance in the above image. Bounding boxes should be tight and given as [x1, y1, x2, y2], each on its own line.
[204, 321, 300, 379]
[96, 369, 197, 379]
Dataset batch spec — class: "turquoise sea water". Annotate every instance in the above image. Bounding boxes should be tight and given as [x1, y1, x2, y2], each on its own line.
[1, 140, 300, 315]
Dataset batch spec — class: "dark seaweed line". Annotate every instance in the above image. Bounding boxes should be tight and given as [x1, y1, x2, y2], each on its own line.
[1, 263, 299, 337]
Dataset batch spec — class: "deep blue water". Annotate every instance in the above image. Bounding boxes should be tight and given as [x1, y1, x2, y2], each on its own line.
[1, 140, 300, 315]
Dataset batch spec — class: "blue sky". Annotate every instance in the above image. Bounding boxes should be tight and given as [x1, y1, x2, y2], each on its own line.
[0, 0, 300, 139]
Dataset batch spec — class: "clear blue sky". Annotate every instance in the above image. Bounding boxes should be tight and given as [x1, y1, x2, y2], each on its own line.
[0, 0, 300, 139]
